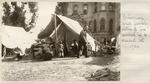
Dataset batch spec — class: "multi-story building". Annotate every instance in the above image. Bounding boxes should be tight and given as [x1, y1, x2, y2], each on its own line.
[57, 2, 120, 43]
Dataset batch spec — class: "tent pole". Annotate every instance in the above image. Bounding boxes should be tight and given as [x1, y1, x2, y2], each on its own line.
[55, 14, 57, 42]
[55, 14, 57, 57]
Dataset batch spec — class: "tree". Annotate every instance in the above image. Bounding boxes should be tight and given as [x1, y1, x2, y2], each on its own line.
[2, 2, 38, 31]
[2, 2, 11, 25]
[26, 2, 38, 31]
[55, 2, 68, 16]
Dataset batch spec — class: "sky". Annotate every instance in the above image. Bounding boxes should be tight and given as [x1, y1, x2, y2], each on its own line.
[31, 2, 57, 34]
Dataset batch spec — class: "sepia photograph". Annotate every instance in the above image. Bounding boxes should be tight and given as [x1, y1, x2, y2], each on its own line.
[1, 2, 120, 81]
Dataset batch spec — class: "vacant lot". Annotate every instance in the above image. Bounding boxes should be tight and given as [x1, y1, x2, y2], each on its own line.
[1, 54, 120, 81]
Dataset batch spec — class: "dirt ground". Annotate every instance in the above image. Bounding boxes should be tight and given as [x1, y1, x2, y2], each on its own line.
[1, 54, 120, 81]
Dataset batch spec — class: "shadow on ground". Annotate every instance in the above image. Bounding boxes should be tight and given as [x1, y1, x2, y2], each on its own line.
[1, 56, 80, 63]
[85, 53, 120, 81]
[86, 54, 118, 66]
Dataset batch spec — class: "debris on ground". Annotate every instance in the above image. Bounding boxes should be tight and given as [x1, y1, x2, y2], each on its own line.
[86, 68, 120, 81]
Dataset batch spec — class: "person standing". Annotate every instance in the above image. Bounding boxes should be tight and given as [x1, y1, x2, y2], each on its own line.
[77, 26, 88, 58]
[58, 41, 64, 58]
[73, 39, 79, 57]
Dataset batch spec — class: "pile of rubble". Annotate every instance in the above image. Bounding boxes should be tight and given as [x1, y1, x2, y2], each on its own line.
[86, 68, 120, 81]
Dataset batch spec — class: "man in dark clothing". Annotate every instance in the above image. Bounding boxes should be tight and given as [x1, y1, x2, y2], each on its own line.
[72, 40, 79, 56]
[77, 26, 88, 58]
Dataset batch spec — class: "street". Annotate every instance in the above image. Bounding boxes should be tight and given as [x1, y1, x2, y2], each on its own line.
[1, 54, 120, 81]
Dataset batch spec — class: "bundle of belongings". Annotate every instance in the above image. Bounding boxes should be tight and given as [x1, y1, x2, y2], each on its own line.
[30, 38, 53, 61]
[100, 37, 117, 54]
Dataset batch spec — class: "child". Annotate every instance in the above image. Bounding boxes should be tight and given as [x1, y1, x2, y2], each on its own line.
[58, 41, 64, 58]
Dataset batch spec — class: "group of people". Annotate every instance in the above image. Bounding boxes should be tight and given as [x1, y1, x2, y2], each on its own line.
[2, 24, 119, 61]
[1, 25, 90, 61]
[58, 26, 89, 58]
[70, 26, 89, 58]
[100, 37, 117, 54]
[31, 25, 89, 60]
[31, 25, 118, 60]
[2, 25, 118, 61]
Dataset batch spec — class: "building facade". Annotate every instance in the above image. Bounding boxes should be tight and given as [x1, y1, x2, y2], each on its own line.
[58, 2, 120, 43]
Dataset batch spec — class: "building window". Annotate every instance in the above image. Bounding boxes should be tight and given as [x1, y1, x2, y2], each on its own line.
[83, 4, 88, 15]
[100, 18, 105, 30]
[100, 2, 106, 10]
[109, 3, 113, 10]
[73, 4, 78, 14]
[109, 19, 113, 33]
[109, 5, 113, 10]
[94, 20, 97, 32]
[94, 2, 97, 13]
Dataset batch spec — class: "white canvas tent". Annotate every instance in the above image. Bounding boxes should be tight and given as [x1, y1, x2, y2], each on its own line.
[38, 15, 97, 52]
[1, 25, 36, 54]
